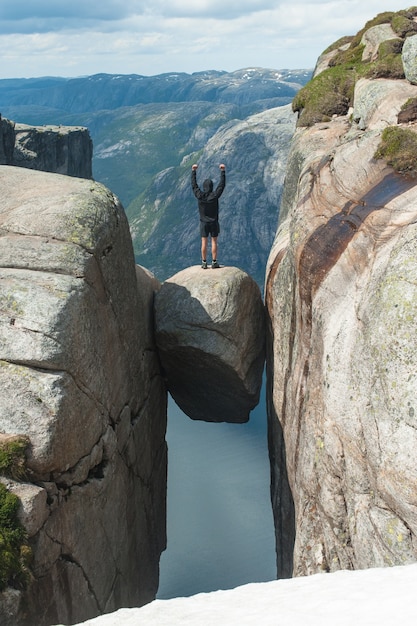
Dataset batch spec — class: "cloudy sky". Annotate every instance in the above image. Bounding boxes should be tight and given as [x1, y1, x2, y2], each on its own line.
[0, 1, 412, 78]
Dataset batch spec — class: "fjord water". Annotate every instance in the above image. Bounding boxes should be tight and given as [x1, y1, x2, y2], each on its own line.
[157, 377, 277, 599]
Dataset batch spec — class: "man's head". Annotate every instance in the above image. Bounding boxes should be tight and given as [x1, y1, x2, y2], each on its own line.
[203, 179, 213, 193]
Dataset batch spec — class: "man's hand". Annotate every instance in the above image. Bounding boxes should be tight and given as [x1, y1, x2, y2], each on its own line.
[219, 163, 226, 170]
[192, 164, 198, 171]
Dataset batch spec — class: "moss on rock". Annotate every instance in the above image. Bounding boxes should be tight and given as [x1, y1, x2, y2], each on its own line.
[0, 437, 32, 591]
[374, 126, 417, 176]
[292, 65, 357, 127]
[391, 11, 417, 38]
[0, 436, 29, 481]
[0, 484, 32, 592]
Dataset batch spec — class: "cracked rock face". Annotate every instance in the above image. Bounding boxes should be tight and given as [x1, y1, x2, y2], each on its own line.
[265, 75, 417, 578]
[154, 265, 265, 423]
[0, 166, 167, 625]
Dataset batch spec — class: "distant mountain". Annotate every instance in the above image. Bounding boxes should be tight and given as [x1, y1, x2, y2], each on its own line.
[0, 68, 311, 283]
[0, 68, 311, 115]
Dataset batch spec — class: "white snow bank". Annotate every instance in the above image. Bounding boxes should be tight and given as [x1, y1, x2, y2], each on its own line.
[70, 563, 417, 626]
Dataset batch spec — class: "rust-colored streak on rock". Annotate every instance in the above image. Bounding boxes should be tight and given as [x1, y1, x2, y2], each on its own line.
[299, 172, 417, 317]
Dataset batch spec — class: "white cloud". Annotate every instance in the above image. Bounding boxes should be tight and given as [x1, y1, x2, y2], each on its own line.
[0, 0, 412, 77]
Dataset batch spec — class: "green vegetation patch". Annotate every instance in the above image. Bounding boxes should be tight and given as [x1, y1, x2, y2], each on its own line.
[0, 436, 29, 480]
[0, 436, 32, 591]
[292, 8, 417, 127]
[292, 65, 358, 127]
[401, 96, 417, 111]
[391, 11, 417, 38]
[0, 483, 32, 591]
[374, 126, 417, 177]
[367, 38, 405, 79]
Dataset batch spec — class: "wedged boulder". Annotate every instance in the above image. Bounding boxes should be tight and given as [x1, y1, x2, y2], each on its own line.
[0, 166, 167, 626]
[155, 265, 265, 423]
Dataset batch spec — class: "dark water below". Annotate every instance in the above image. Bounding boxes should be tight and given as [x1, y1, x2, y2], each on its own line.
[156, 379, 277, 599]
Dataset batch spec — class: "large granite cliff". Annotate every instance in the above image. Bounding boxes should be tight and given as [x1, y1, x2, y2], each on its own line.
[266, 10, 417, 578]
[0, 166, 167, 625]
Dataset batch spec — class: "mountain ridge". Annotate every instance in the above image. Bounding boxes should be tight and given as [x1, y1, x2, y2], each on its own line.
[0, 68, 311, 114]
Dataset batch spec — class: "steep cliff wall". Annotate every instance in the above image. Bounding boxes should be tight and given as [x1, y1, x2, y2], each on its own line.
[266, 13, 417, 578]
[0, 166, 167, 625]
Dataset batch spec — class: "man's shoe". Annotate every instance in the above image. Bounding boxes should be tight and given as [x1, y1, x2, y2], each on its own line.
[201, 260, 208, 269]
[211, 260, 220, 269]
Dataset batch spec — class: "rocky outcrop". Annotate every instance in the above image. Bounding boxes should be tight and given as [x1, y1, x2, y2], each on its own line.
[154, 266, 265, 423]
[360, 24, 399, 62]
[0, 115, 92, 178]
[0, 166, 167, 625]
[352, 77, 417, 130]
[266, 31, 417, 577]
[13, 123, 93, 178]
[0, 115, 15, 164]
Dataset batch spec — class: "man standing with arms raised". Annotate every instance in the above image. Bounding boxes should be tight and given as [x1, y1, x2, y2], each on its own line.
[191, 163, 226, 269]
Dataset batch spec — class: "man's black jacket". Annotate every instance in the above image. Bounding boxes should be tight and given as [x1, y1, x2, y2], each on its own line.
[191, 169, 226, 222]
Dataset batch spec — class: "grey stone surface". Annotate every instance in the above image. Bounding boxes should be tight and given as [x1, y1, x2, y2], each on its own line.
[155, 265, 265, 423]
[352, 78, 417, 130]
[402, 34, 417, 84]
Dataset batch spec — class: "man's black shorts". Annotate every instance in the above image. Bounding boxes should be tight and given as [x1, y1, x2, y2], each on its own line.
[200, 220, 220, 237]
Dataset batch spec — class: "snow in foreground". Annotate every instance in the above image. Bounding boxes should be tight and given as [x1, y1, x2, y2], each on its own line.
[70, 563, 417, 626]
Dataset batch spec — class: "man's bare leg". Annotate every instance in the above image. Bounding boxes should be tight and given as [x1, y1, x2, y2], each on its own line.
[211, 237, 218, 261]
[201, 237, 208, 268]
[201, 237, 208, 260]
